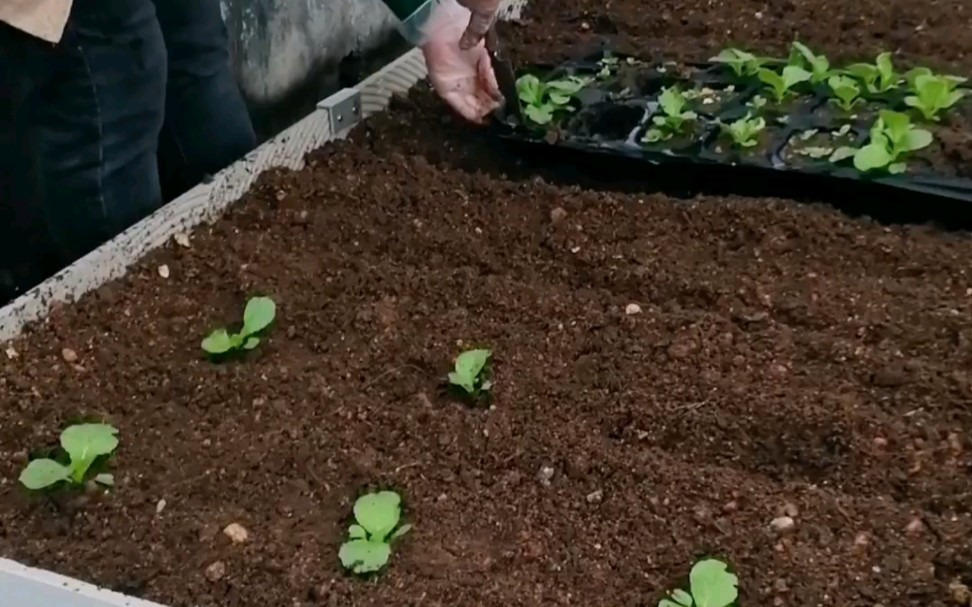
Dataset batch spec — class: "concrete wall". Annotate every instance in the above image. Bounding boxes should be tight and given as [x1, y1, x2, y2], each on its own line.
[220, 0, 401, 108]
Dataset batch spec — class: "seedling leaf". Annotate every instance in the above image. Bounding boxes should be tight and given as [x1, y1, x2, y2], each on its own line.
[348, 524, 368, 539]
[243, 336, 261, 350]
[690, 559, 739, 607]
[201, 329, 234, 354]
[390, 523, 413, 540]
[790, 41, 831, 82]
[242, 297, 276, 336]
[339, 539, 391, 574]
[353, 491, 402, 542]
[449, 348, 492, 396]
[61, 424, 119, 483]
[658, 588, 694, 607]
[19, 459, 71, 490]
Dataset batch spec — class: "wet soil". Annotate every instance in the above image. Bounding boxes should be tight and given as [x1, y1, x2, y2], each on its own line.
[3, 1, 972, 607]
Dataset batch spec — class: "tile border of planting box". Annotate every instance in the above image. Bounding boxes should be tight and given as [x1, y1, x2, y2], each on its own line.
[0, 1, 528, 605]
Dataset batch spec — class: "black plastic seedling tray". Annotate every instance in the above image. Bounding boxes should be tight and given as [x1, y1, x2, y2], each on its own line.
[492, 49, 972, 228]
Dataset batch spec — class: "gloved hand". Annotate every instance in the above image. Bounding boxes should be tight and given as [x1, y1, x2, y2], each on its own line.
[456, 0, 502, 49]
[420, 0, 503, 124]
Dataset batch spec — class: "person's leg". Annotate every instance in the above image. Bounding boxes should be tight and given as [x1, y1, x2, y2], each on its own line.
[151, 0, 257, 200]
[3, 0, 168, 264]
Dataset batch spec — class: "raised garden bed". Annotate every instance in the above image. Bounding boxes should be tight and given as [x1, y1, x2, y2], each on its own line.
[2, 1, 972, 607]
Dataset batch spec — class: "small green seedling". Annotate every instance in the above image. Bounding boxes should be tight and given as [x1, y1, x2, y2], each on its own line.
[339, 491, 411, 574]
[905, 73, 968, 121]
[758, 66, 812, 103]
[516, 74, 589, 125]
[710, 48, 771, 78]
[658, 558, 739, 607]
[845, 52, 900, 94]
[643, 87, 698, 143]
[904, 67, 966, 91]
[597, 54, 620, 78]
[789, 41, 832, 83]
[831, 110, 932, 174]
[448, 348, 492, 397]
[827, 75, 864, 111]
[19, 424, 118, 491]
[201, 296, 276, 355]
[719, 114, 766, 148]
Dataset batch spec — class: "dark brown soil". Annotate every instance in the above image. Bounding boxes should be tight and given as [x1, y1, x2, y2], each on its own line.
[3, 2, 972, 607]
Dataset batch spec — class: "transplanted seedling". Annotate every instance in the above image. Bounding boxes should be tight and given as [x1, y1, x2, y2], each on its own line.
[845, 52, 901, 94]
[827, 75, 864, 112]
[516, 74, 590, 125]
[758, 65, 812, 103]
[643, 86, 698, 143]
[339, 491, 411, 575]
[905, 72, 968, 121]
[448, 348, 493, 400]
[19, 424, 119, 491]
[831, 109, 932, 174]
[201, 296, 276, 356]
[710, 48, 773, 79]
[789, 41, 833, 84]
[658, 558, 739, 607]
[718, 113, 766, 148]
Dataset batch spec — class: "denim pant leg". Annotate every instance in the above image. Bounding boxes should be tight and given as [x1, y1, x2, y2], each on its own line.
[22, 0, 168, 262]
[152, 0, 257, 200]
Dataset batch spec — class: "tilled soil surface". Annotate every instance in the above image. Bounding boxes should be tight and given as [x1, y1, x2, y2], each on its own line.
[2, 1, 972, 607]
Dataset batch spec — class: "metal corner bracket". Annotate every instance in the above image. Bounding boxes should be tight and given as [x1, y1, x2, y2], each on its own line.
[317, 87, 361, 135]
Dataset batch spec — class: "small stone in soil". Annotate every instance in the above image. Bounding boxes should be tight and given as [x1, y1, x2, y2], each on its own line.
[905, 517, 925, 535]
[770, 516, 795, 533]
[61, 348, 78, 363]
[223, 522, 249, 543]
[550, 207, 567, 225]
[586, 489, 604, 504]
[205, 561, 226, 582]
[537, 465, 555, 486]
[625, 303, 642, 315]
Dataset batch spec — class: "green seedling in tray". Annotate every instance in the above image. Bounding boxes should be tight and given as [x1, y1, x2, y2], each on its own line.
[718, 113, 766, 148]
[758, 65, 812, 103]
[201, 296, 276, 356]
[658, 558, 739, 607]
[643, 86, 698, 143]
[19, 424, 118, 491]
[904, 67, 966, 92]
[845, 52, 901, 94]
[448, 348, 493, 399]
[831, 109, 932, 174]
[789, 41, 833, 83]
[709, 48, 774, 78]
[516, 74, 590, 125]
[339, 491, 412, 575]
[827, 75, 864, 111]
[905, 72, 968, 121]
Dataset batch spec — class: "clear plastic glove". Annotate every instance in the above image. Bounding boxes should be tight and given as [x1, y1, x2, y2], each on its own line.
[456, 0, 502, 49]
[420, 0, 503, 124]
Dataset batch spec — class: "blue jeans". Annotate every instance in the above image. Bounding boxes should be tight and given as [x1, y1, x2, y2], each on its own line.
[0, 0, 256, 292]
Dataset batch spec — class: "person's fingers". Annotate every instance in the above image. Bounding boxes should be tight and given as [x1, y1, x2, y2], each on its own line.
[477, 50, 503, 103]
[458, 9, 496, 50]
[443, 91, 486, 124]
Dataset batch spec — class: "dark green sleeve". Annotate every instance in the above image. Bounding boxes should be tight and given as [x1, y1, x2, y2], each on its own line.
[379, 0, 437, 43]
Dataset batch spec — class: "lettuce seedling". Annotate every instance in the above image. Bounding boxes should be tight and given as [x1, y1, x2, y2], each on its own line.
[789, 41, 832, 83]
[19, 424, 118, 490]
[710, 48, 771, 78]
[339, 491, 411, 574]
[827, 75, 864, 111]
[831, 110, 932, 174]
[758, 66, 812, 102]
[448, 348, 492, 397]
[201, 296, 276, 355]
[845, 52, 901, 94]
[719, 114, 766, 148]
[905, 73, 968, 121]
[904, 67, 966, 91]
[658, 559, 739, 607]
[516, 74, 589, 125]
[643, 87, 698, 143]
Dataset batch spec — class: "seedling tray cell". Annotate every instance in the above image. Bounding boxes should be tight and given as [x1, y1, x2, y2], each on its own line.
[493, 49, 972, 228]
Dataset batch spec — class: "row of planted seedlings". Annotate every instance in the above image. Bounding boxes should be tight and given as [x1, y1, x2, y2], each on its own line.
[14, 295, 743, 604]
[513, 42, 969, 177]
